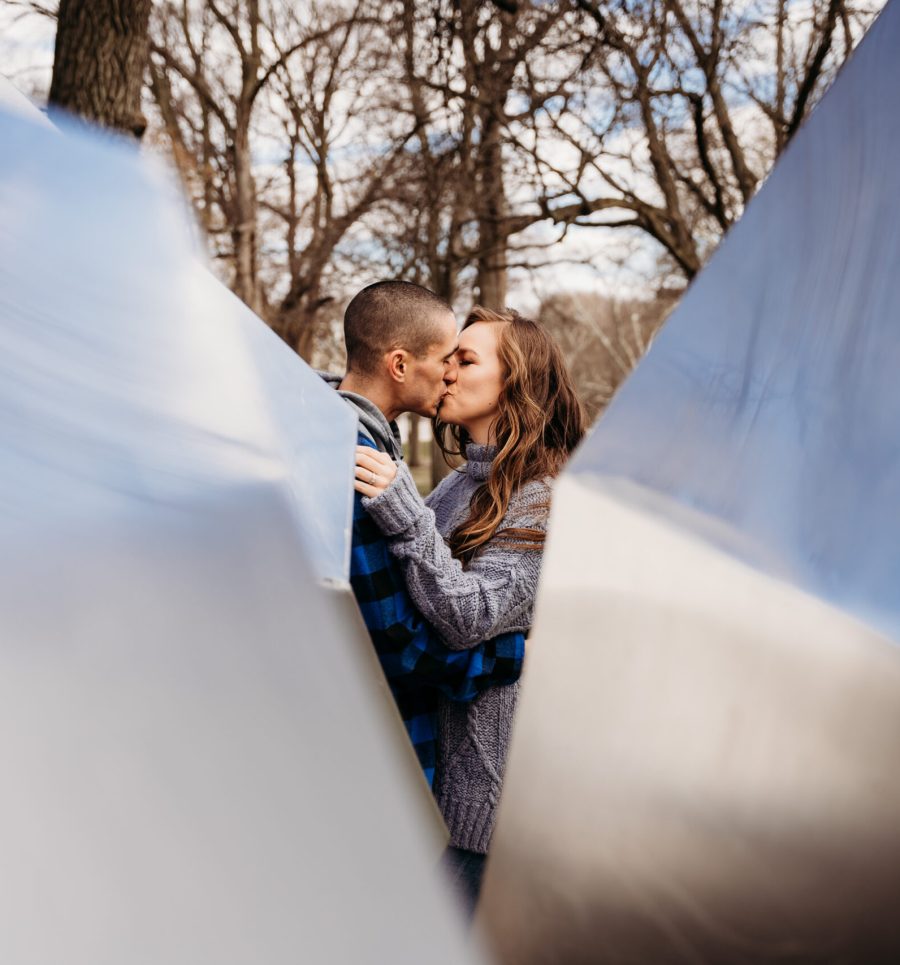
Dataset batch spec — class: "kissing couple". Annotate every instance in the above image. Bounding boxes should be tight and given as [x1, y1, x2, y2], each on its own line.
[323, 280, 585, 914]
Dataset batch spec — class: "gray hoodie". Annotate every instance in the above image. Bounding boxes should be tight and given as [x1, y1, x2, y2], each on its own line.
[318, 371, 403, 460]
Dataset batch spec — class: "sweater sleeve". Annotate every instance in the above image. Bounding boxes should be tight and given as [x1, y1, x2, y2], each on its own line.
[351, 436, 526, 704]
[362, 461, 550, 650]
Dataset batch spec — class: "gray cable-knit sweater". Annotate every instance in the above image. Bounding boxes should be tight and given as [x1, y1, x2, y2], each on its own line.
[363, 443, 551, 853]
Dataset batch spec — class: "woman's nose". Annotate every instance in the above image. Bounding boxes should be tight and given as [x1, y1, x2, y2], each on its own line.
[444, 359, 459, 384]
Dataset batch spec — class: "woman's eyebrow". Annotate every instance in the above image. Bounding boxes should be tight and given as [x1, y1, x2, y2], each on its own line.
[443, 343, 459, 361]
[457, 347, 479, 358]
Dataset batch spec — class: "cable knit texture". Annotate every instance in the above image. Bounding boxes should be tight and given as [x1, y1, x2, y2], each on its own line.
[363, 443, 550, 853]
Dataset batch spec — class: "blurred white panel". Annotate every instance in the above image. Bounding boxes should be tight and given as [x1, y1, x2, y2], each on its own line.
[0, 498, 474, 964]
[0, 108, 477, 962]
[483, 3, 900, 961]
[0, 106, 354, 583]
[483, 477, 900, 962]
[570, 0, 900, 641]
[0, 73, 52, 127]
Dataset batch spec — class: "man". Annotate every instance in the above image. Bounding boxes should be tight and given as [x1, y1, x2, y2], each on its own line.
[324, 280, 524, 787]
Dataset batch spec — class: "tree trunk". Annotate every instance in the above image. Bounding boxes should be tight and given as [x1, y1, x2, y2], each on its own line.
[49, 0, 151, 139]
[775, 0, 786, 153]
[431, 438, 458, 490]
[407, 413, 421, 467]
[231, 124, 261, 315]
[294, 311, 317, 362]
[476, 238, 508, 310]
[428, 275, 461, 490]
[475, 112, 509, 310]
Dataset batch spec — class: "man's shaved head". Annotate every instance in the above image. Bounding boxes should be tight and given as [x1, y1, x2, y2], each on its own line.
[344, 280, 455, 376]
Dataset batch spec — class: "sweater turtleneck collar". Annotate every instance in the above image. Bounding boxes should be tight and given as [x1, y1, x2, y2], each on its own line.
[465, 442, 498, 481]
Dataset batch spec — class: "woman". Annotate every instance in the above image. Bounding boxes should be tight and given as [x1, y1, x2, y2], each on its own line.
[353, 306, 585, 911]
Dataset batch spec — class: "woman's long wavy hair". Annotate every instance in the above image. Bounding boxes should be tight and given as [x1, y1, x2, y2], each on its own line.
[434, 307, 586, 564]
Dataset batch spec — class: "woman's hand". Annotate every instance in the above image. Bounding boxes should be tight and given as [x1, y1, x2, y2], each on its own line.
[354, 445, 398, 497]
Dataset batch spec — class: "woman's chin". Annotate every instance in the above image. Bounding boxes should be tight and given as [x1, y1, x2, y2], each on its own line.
[437, 403, 461, 426]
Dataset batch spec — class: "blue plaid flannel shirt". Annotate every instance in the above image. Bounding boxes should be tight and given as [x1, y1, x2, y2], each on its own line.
[351, 434, 525, 787]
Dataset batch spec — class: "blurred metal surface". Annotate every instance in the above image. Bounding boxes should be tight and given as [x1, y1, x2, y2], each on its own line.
[0, 106, 477, 963]
[483, 478, 900, 963]
[1, 108, 355, 584]
[0, 73, 53, 127]
[482, 3, 900, 961]
[569, 0, 900, 642]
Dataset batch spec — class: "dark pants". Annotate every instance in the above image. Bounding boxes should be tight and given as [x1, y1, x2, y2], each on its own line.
[442, 845, 487, 921]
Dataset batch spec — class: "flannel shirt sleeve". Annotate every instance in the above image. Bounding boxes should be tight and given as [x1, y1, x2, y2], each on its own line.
[351, 436, 524, 702]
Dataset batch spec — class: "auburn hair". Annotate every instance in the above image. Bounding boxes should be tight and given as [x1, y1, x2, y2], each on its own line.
[434, 307, 586, 564]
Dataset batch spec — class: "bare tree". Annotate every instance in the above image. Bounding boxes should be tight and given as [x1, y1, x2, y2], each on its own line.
[148, 0, 419, 356]
[510, 0, 880, 281]
[148, 0, 305, 315]
[48, 0, 151, 138]
[263, 5, 419, 357]
[392, 0, 879, 310]
[395, 0, 590, 308]
[14, 0, 881, 381]
[541, 290, 674, 423]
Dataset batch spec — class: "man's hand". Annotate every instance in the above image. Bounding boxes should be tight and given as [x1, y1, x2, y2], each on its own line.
[354, 445, 398, 498]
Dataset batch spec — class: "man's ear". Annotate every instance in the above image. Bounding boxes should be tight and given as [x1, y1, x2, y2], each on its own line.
[385, 349, 408, 383]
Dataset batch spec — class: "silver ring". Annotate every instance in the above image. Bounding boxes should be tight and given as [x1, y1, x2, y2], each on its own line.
[368, 470, 375, 485]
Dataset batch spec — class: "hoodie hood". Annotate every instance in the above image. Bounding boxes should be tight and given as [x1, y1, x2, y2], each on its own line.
[318, 371, 403, 461]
